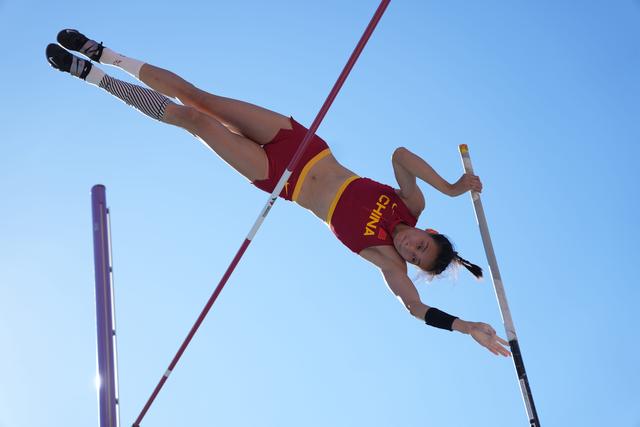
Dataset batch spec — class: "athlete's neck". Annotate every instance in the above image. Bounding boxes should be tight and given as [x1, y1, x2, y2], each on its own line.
[392, 222, 410, 239]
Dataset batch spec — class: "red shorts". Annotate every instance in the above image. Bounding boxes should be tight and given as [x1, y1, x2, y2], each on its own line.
[253, 117, 331, 201]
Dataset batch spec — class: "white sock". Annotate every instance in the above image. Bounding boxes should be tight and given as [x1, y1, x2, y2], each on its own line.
[85, 65, 106, 86]
[99, 47, 145, 79]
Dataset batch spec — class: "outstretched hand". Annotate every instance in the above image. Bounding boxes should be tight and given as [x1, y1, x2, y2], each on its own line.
[468, 322, 511, 357]
[449, 173, 482, 197]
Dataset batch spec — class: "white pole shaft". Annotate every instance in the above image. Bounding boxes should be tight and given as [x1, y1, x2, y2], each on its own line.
[458, 146, 517, 340]
[458, 144, 541, 427]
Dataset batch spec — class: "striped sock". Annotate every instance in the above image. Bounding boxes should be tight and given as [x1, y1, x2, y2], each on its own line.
[99, 48, 145, 79]
[98, 75, 173, 121]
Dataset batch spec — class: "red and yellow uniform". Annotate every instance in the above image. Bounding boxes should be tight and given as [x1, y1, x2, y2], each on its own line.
[252, 117, 331, 201]
[327, 177, 417, 253]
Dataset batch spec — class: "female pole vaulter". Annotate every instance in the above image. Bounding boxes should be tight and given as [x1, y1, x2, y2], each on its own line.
[46, 29, 510, 357]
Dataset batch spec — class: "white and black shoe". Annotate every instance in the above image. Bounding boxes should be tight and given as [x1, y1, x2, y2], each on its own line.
[57, 29, 104, 61]
[46, 43, 92, 80]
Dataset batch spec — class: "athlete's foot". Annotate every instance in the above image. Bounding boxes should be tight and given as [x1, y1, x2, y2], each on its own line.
[57, 29, 103, 61]
[46, 43, 92, 79]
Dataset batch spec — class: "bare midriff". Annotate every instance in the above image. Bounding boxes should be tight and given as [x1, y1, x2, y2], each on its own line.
[294, 153, 357, 221]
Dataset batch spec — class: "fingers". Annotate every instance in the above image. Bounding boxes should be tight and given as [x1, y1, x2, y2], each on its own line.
[486, 339, 511, 357]
[470, 323, 511, 357]
[481, 325, 511, 357]
[493, 340, 512, 357]
[470, 175, 482, 192]
[463, 173, 483, 193]
[500, 346, 512, 357]
[497, 336, 512, 357]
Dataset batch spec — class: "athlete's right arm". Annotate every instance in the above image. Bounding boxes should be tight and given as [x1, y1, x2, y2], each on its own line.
[380, 266, 429, 320]
[380, 265, 511, 355]
[360, 248, 511, 355]
[360, 247, 429, 320]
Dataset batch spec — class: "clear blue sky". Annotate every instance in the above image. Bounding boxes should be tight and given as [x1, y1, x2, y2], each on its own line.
[1, 1, 639, 426]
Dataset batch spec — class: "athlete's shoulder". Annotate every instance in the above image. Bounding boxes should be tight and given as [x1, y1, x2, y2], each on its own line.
[359, 245, 407, 273]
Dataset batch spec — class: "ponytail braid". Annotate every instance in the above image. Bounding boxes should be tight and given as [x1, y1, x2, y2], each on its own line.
[454, 252, 483, 279]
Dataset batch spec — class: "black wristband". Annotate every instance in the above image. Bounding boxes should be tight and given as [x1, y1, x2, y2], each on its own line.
[424, 308, 458, 331]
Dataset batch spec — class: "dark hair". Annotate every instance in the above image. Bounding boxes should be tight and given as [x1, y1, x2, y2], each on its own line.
[428, 233, 483, 279]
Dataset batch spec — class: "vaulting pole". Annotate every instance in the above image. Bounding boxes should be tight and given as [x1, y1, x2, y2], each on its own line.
[132, 1, 391, 424]
[458, 144, 541, 426]
[91, 185, 121, 427]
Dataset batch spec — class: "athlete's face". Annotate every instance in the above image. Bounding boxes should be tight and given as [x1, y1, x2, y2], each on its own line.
[393, 227, 439, 270]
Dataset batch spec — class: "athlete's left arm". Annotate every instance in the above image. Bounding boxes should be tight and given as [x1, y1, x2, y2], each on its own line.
[392, 147, 482, 201]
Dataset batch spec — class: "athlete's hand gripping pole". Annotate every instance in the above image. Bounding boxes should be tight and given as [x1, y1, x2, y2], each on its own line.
[132, 1, 392, 425]
[458, 144, 541, 427]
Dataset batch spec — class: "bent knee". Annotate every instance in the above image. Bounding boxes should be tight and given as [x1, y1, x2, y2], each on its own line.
[163, 104, 210, 129]
[177, 84, 215, 109]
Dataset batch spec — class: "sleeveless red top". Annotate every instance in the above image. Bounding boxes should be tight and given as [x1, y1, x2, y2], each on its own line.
[327, 177, 418, 254]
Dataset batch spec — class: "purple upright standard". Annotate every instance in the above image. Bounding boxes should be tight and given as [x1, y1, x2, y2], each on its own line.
[91, 185, 120, 427]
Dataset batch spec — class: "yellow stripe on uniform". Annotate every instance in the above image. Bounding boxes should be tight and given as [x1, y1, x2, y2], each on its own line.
[326, 175, 359, 225]
[291, 148, 331, 202]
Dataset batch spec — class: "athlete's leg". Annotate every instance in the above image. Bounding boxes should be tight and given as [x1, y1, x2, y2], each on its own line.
[46, 44, 268, 182]
[162, 103, 268, 181]
[56, 29, 291, 144]
[138, 64, 292, 144]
